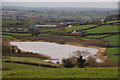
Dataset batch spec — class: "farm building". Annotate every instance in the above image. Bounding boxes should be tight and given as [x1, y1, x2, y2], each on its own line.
[71, 30, 83, 34]
[29, 24, 57, 29]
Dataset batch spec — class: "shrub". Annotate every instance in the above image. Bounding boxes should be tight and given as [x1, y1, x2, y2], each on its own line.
[2, 39, 11, 53]
[86, 56, 99, 67]
[62, 50, 118, 68]
[86, 56, 118, 67]
[62, 58, 75, 68]
[97, 60, 118, 67]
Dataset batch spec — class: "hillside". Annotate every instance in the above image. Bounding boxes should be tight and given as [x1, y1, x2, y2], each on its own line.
[45, 20, 119, 62]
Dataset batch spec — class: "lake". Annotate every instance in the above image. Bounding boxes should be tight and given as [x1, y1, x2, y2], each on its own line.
[10, 42, 101, 63]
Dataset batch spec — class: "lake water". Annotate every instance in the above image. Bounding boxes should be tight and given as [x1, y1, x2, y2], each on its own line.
[10, 42, 101, 63]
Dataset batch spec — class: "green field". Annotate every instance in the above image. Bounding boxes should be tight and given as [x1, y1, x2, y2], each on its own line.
[71, 22, 119, 63]
[2, 32, 31, 36]
[85, 35, 109, 38]
[105, 20, 119, 24]
[0, 35, 12, 38]
[65, 25, 96, 32]
[38, 33, 50, 36]
[2, 16, 12, 18]
[2, 62, 118, 78]
[3, 57, 61, 67]
[104, 35, 119, 46]
[86, 25, 119, 33]
[105, 48, 119, 62]
[46, 25, 96, 32]
[1, 21, 21, 24]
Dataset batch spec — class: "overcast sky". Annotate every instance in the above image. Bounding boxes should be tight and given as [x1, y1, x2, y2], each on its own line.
[1, 0, 119, 2]
[2, 2, 118, 8]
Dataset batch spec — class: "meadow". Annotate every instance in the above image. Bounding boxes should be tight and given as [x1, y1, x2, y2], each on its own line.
[3, 57, 61, 67]
[2, 32, 31, 36]
[1, 21, 21, 24]
[0, 35, 12, 38]
[85, 25, 119, 33]
[21, 11, 107, 19]
[46, 25, 96, 32]
[104, 35, 119, 46]
[2, 62, 118, 78]
[105, 48, 119, 62]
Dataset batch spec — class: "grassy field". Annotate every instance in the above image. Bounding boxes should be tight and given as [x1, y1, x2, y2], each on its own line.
[105, 20, 119, 24]
[2, 16, 12, 18]
[46, 25, 96, 32]
[46, 21, 119, 34]
[85, 35, 109, 38]
[2, 32, 31, 36]
[1, 21, 21, 24]
[3, 57, 61, 67]
[104, 35, 119, 46]
[39, 33, 50, 36]
[85, 35, 119, 62]
[69, 22, 119, 63]
[65, 25, 96, 32]
[105, 48, 119, 62]
[86, 25, 119, 33]
[22, 11, 106, 19]
[0, 35, 12, 38]
[83, 34, 119, 63]
[2, 62, 118, 78]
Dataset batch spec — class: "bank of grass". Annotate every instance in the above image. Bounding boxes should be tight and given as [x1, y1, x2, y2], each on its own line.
[105, 48, 119, 62]
[2, 62, 118, 78]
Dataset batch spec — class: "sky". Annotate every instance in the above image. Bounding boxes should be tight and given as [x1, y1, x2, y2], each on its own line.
[2, 2, 118, 8]
[1, 0, 119, 2]
[1, 0, 119, 8]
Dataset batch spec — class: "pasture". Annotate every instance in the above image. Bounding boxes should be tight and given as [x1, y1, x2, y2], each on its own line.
[85, 25, 119, 33]
[105, 48, 119, 62]
[2, 62, 118, 78]
[3, 57, 61, 67]
[2, 32, 31, 36]
[1, 21, 21, 24]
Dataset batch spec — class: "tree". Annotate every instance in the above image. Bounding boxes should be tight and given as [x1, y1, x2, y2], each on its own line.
[62, 58, 75, 68]
[104, 20, 107, 24]
[17, 49, 21, 53]
[76, 55, 87, 68]
[62, 50, 91, 68]
[72, 50, 90, 68]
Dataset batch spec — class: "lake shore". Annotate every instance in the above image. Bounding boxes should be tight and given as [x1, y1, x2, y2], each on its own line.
[65, 42, 107, 61]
